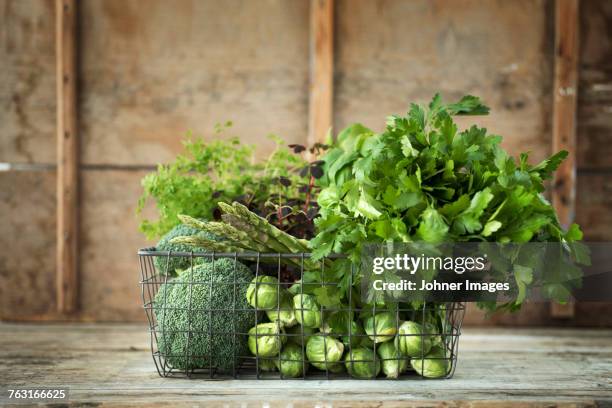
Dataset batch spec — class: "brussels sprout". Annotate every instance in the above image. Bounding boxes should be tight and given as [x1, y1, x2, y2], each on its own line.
[411, 347, 449, 378]
[257, 358, 277, 372]
[266, 291, 297, 328]
[360, 335, 375, 348]
[288, 281, 302, 295]
[285, 324, 316, 347]
[364, 312, 399, 343]
[293, 294, 322, 328]
[394, 321, 433, 357]
[246, 276, 280, 310]
[248, 322, 286, 357]
[275, 343, 308, 378]
[306, 334, 344, 372]
[340, 320, 366, 349]
[377, 341, 408, 379]
[345, 347, 381, 379]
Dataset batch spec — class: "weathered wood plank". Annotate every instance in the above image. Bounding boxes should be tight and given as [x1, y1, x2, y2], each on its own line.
[79, 170, 155, 322]
[307, 0, 334, 147]
[577, 0, 612, 170]
[78, 0, 310, 165]
[0, 324, 610, 407]
[0, 172, 57, 320]
[334, 0, 553, 163]
[552, 0, 580, 231]
[576, 173, 612, 241]
[550, 0, 579, 319]
[56, 0, 79, 314]
[0, 0, 56, 163]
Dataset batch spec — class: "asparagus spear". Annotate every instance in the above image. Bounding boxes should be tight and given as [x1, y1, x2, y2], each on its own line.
[220, 202, 309, 253]
[221, 213, 289, 253]
[169, 236, 242, 252]
[175, 203, 326, 270]
[178, 215, 268, 252]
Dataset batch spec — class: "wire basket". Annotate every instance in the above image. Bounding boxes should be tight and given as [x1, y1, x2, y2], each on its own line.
[139, 248, 465, 379]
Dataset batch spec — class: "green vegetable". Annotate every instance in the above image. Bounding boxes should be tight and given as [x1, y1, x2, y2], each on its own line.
[395, 321, 432, 357]
[219, 202, 309, 254]
[257, 358, 277, 372]
[275, 343, 308, 378]
[364, 312, 398, 343]
[377, 341, 407, 379]
[293, 294, 322, 328]
[154, 259, 255, 371]
[340, 320, 366, 349]
[306, 334, 344, 372]
[246, 276, 280, 310]
[172, 203, 322, 270]
[285, 325, 316, 347]
[345, 347, 381, 379]
[310, 94, 585, 310]
[152, 223, 217, 276]
[266, 291, 298, 328]
[248, 322, 286, 357]
[411, 347, 449, 378]
[137, 130, 308, 240]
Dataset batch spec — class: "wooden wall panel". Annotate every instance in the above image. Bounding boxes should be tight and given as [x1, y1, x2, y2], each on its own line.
[576, 174, 612, 241]
[1, 0, 610, 325]
[334, 0, 553, 162]
[577, 0, 612, 170]
[79, 171, 155, 321]
[571, 0, 612, 327]
[0, 0, 56, 163]
[0, 171, 57, 319]
[78, 0, 310, 166]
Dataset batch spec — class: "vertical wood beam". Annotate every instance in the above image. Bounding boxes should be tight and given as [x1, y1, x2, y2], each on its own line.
[552, 0, 579, 229]
[307, 0, 334, 147]
[551, 0, 579, 319]
[56, 0, 79, 313]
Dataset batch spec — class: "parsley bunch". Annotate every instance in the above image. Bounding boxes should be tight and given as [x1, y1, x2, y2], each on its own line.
[310, 94, 585, 309]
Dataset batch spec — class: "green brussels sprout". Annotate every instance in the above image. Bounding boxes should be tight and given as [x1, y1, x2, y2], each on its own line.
[248, 322, 286, 357]
[360, 335, 375, 348]
[377, 341, 408, 379]
[293, 294, 322, 328]
[266, 290, 297, 327]
[275, 343, 308, 378]
[411, 347, 449, 378]
[345, 347, 381, 379]
[288, 281, 302, 295]
[306, 334, 344, 372]
[257, 358, 277, 372]
[285, 324, 316, 348]
[246, 276, 280, 310]
[364, 312, 399, 343]
[394, 321, 433, 357]
[340, 320, 366, 349]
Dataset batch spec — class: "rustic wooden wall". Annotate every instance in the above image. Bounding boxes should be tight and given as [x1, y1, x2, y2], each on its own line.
[1, 0, 610, 324]
[465, 0, 612, 327]
[335, 0, 553, 163]
[0, 0, 57, 319]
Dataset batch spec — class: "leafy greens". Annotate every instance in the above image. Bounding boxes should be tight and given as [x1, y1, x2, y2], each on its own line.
[309, 94, 584, 310]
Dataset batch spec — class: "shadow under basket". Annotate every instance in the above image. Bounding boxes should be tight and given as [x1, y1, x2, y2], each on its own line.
[139, 248, 465, 380]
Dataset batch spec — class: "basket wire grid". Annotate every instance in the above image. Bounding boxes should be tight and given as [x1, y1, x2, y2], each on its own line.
[139, 248, 465, 379]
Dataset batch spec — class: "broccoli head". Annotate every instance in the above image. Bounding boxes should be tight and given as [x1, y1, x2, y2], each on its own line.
[153, 223, 218, 276]
[154, 258, 257, 372]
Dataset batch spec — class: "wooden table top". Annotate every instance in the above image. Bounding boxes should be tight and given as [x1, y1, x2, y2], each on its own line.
[0, 323, 611, 407]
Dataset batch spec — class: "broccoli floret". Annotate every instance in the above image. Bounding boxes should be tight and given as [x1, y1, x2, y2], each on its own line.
[154, 259, 257, 372]
[153, 223, 218, 276]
